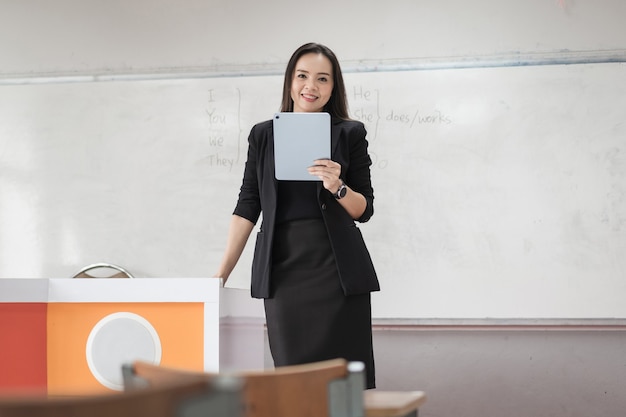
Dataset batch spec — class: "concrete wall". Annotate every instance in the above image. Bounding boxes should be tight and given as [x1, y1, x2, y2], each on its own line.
[372, 325, 626, 417]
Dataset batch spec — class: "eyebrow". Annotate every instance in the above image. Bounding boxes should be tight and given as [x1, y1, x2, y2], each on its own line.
[295, 69, 332, 77]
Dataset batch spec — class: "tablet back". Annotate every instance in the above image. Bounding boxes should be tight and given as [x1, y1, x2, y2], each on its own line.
[273, 112, 331, 181]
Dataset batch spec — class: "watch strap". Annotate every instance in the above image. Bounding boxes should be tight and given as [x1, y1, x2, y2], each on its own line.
[334, 180, 347, 199]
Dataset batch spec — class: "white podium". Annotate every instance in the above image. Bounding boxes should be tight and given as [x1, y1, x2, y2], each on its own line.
[0, 278, 265, 395]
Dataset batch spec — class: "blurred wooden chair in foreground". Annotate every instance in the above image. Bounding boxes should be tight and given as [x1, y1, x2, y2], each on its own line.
[124, 358, 365, 417]
[0, 375, 242, 417]
[123, 359, 426, 417]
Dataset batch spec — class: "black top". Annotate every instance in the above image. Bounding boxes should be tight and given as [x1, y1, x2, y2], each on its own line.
[275, 181, 322, 224]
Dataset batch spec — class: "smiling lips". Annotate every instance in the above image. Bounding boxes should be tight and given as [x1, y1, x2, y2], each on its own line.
[301, 93, 318, 102]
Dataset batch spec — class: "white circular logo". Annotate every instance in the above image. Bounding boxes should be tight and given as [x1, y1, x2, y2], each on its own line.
[86, 312, 162, 390]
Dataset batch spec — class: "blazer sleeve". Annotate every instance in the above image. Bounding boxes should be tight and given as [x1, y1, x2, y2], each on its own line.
[232, 122, 264, 224]
[342, 121, 375, 223]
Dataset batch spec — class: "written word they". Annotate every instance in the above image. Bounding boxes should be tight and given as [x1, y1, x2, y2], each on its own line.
[207, 153, 234, 171]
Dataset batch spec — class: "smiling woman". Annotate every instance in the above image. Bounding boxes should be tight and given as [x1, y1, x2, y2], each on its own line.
[214, 42, 380, 389]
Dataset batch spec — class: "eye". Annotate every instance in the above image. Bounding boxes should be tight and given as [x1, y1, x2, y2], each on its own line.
[296, 73, 307, 79]
[318, 76, 328, 82]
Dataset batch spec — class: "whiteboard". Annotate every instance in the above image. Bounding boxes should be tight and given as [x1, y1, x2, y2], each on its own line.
[1, 62, 625, 319]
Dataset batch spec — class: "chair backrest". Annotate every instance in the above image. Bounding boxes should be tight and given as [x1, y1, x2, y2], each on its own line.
[0, 377, 242, 417]
[72, 263, 134, 278]
[124, 359, 366, 417]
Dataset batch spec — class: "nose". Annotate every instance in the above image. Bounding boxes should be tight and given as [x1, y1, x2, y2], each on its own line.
[304, 78, 317, 90]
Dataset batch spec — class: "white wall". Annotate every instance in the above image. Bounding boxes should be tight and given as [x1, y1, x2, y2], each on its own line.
[2, 0, 625, 77]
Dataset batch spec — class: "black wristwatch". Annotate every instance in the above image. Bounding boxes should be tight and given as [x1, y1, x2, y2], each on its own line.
[333, 180, 347, 199]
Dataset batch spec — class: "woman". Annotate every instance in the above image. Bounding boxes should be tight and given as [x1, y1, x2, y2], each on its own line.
[214, 42, 379, 389]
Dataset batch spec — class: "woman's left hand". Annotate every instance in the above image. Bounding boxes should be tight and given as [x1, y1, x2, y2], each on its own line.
[308, 159, 343, 194]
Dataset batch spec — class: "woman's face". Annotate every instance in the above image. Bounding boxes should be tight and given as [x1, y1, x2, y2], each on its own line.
[290, 53, 334, 113]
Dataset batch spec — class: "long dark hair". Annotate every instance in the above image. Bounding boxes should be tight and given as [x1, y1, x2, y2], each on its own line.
[280, 43, 350, 120]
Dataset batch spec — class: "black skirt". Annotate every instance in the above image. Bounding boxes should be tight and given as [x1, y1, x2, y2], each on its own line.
[264, 218, 376, 389]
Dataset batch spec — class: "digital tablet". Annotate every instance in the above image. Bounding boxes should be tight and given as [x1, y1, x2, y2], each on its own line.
[273, 112, 331, 181]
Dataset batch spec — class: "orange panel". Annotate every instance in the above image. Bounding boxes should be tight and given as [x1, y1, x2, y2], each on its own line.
[0, 303, 47, 390]
[46, 302, 204, 395]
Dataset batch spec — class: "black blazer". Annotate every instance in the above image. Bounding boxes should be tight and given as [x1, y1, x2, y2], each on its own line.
[233, 117, 380, 299]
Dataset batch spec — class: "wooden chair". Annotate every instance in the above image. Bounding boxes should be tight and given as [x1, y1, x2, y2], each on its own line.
[123, 358, 366, 417]
[0, 376, 243, 417]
